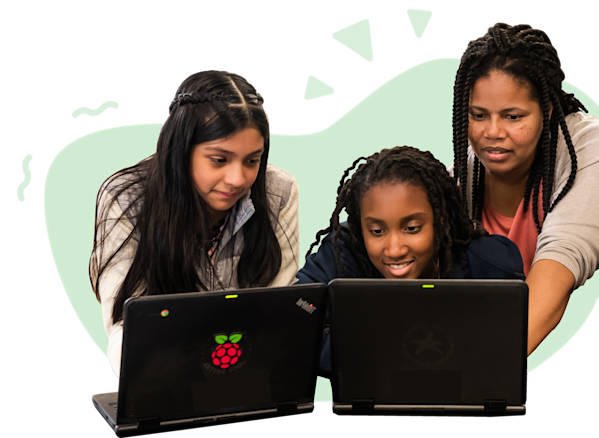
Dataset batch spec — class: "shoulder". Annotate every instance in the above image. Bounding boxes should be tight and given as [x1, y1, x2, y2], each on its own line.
[265, 163, 296, 193]
[265, 164, 298, 212]
[322, 221, 348, 247]
[456, 235, 525, 280]
[98, 165, 146, 225]
[557, 112, 599, 173]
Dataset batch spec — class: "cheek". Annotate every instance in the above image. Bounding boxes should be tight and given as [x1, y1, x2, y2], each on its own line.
[468, 123, 481, 145]
[192, 167, 218, 193]
[512, 125, 540, 151]
[361, 234, 379, 260]
[417, 229, 435, 258]
[247, 167, 260, 186]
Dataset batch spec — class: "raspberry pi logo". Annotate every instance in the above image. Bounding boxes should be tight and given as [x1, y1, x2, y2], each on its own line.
[202, 332, 251, 374]
[211, 333, 243, 369]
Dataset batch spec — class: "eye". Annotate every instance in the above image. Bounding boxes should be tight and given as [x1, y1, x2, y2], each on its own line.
[210, 157, 227, 165]
[506, 114, 520, 120]
[369, 228, 384, 236]
[469, 111, 486, 120]
[405, 225, 421, 234]
[246, 158, 261, 166]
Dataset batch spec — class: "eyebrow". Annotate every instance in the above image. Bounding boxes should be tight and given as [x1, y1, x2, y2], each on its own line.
[202, 146, 264, 157]
[470, 105, 527, 112]
[363, 212, 427, 223]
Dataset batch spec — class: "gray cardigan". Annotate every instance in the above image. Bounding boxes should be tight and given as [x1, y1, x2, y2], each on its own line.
[90, 164, 299, 376]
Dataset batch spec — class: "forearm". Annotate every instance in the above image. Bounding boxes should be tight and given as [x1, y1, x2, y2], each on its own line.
[526, 259, 574, 355]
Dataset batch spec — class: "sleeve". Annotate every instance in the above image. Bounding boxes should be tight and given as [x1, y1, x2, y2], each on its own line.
[534, 113, 599, 289]
[268, 179, 300, 287]
[295, 234, 341, 285]
[295, 236, 337, 379]
[90, 188, 138, 377]
[295, 230, 358, 380]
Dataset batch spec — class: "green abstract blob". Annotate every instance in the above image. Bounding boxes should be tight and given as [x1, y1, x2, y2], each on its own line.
[72, 101, 119, 118]
[304, 76, 384, 132]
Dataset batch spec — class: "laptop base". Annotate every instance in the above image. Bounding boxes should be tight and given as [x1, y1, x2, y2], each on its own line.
[92, 391, 314, 436]
[333, 402, 525, 417]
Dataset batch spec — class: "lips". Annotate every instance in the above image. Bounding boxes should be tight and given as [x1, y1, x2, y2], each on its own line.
[214, 190, 240, 199]
[384, 260, 415, 277]
[484, 147, 509, 153]
[385, 260, 414, 266]
[483, 147, 511, 163]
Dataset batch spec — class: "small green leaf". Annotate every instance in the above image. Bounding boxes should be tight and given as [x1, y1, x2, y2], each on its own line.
[229, 333, 243, 343]
[215, 335, 228, 344]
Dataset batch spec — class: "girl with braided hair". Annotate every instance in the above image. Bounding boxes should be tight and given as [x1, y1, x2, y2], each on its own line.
[296, 146, 524, 377]
[452, 23, 599, 354]
[89, 71, 299, 376]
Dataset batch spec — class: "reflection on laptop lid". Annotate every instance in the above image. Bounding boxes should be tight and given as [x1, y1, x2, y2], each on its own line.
[328, 279, 528, 416]
[92, 283, 327, 436]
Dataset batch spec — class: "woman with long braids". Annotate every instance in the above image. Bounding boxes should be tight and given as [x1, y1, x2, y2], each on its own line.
[296, 146, 524, 377]
[89, 71, 299, 376]
[452, 23, 599, 354]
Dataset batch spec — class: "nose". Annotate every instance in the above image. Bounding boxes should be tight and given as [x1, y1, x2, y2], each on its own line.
[485, 116, 506, 139]
[224, 162, 246, 188]
[384, 231, 409, 259]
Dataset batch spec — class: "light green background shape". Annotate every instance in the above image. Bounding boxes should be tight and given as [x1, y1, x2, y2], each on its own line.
[305, 76, 335, 100]
[407, 9, 432, 38]
[45, 59, 599, 402]
[332, 19, 373, 61]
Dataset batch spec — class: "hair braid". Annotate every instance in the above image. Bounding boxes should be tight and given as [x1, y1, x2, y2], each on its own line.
[548, 88, 578, 212]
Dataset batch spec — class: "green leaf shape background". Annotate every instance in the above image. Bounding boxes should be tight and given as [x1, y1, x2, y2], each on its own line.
[215, 335, 228, 344]
[229, 334, 243, 343]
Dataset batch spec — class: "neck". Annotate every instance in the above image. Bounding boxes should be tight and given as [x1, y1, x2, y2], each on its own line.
[484, 169, 530, 218]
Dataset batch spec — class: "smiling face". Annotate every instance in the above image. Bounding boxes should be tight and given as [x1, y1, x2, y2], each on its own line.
[469, 70, 545, 181]
[190, 127, 264, 225]
[360, 182, 435, 279]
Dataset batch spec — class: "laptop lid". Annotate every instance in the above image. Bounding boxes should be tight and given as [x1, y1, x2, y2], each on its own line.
[105, 283, 326, 433]
[328, 279, 528, 415]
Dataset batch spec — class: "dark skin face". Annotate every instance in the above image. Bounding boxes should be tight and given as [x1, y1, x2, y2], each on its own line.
[360, 182, 435, 279]
[468, 70, 552, 217]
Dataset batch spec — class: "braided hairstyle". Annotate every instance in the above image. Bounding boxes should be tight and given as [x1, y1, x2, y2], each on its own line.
[453, 23, 587, 232]
[307, 146, 487, 279]
[90, 71, 282, 324]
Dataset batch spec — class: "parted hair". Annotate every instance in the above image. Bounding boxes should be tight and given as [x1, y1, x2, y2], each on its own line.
[90, 70, 282, 324]
[307, 146, 487, 279]
[453, 23, 587, 232]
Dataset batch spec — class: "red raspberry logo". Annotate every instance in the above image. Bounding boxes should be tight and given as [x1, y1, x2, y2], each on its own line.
[211, 333, 243, 369]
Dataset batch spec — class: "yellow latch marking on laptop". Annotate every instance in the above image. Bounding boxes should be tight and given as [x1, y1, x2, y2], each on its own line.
[422, 285, 435, 288]
[225, 294, 239, 299]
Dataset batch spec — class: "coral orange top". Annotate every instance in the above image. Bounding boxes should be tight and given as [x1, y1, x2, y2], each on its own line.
[482, 194, 544, 277]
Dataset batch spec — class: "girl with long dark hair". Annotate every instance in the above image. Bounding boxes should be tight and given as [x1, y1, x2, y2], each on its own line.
[90, 71, 298, 375]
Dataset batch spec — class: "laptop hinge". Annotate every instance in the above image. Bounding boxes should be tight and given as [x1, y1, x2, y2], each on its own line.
[484, 399, 507, 413]
[137, 416, 160, 430]
[352, 398, 375, 411]
[277, 401, 298, 414]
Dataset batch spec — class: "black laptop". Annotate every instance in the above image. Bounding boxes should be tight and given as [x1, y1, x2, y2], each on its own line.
[328, 279, 528, 416]
[92, 283, 327, 436]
